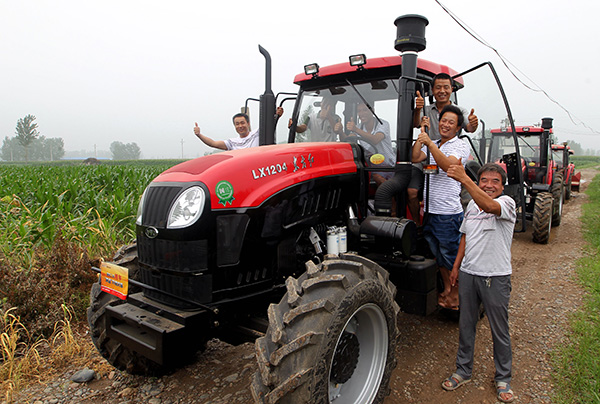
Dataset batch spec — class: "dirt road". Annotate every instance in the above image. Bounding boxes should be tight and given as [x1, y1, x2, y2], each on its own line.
[14, 169, 594, 404]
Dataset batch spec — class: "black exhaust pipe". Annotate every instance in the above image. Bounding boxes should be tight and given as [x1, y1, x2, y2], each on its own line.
[258, 45, 276, 146]
[374, 15, 428, 215]
[540, 117, 553, 170]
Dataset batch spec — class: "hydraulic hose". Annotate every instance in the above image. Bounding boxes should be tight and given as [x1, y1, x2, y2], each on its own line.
[373, 163, 412, 215]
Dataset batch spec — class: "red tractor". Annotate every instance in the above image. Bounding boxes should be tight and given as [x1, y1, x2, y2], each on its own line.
[87, 15, 520, 403]
[552, 143, 579, 199]
[488, 119, 563, 244]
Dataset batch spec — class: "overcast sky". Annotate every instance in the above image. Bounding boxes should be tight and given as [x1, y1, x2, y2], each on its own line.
[1, 0, 598, 159]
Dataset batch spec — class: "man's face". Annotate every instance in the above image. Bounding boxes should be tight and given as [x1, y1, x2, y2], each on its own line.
[357, 104, 371, 122]
[233, 117, 250, 137]
[478, 171, 504, 199]
[439, 111, 460, 139]
[432, 78, 453, 104]
[319, 100, 333, 119]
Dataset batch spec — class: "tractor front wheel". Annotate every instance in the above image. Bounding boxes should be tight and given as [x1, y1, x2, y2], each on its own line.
[87, 244, 162, 375]
[532, 192, 553, 244]
[252, 253, 399, 404]
[551, 173, 563, 226]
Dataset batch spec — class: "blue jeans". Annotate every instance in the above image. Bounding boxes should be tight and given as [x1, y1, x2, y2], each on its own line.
[423, 212, 463, 269]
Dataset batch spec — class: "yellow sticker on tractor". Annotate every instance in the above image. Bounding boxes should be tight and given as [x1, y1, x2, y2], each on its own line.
[370, 153, 385, 165]
[100, 261, 129, 300]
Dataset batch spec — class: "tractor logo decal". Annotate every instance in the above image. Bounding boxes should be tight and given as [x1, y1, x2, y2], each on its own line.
[293, 153, 315, 172]
[252, 162, 289, 179]
[215, 180, 235, 206]
[145, 226, 159, 239]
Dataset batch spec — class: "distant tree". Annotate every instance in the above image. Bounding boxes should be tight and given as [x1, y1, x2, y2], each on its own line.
[565, 140, 583, 155]
[44, 137, 65, 160]
[29, 136, 65, 161]
[500, 117, 511, 129]
[1, 135, 65, 162]
[15, 115, 39, 161]
[110, 141, 141, 160]
[0, 136, 19, 161]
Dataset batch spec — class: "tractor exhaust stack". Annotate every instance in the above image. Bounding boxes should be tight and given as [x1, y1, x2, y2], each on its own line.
[374, 15, 428, 216]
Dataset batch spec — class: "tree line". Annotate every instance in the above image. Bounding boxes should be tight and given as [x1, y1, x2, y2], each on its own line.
[1, 115, 141, 161]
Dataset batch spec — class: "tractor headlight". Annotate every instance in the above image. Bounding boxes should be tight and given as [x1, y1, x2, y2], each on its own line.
[135, 188, 148, 225]
[167, 186, 205, 229]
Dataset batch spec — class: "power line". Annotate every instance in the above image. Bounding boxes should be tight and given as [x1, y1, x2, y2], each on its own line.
[434, 0, 600, 136]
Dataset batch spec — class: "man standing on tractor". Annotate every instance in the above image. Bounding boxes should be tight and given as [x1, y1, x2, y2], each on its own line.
[412, 105, 470, 310]
[194, 107, 283, 150]
[443, 162, 516, 403]
[408, 73, 479, 225]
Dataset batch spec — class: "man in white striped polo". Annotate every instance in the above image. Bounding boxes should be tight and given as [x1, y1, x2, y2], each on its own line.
[411, 104, 471, 310]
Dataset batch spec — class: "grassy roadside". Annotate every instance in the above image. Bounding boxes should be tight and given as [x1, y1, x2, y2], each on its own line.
[551, 167, 600, 403]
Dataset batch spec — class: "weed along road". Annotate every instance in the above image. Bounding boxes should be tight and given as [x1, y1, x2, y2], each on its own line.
[12, 169, 593, 404]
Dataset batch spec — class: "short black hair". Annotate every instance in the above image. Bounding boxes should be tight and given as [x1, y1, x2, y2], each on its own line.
[439, 104, 464, 128]
[432, 72, 453, 87]
[477, 163, 507, 185]
[232, 113, 249, 124]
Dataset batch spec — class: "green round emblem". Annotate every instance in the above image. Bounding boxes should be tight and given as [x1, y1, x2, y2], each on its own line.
[215, 180, 235, 206]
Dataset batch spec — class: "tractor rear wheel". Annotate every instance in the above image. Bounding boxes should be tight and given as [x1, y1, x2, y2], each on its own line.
[551, 173, 563, 226]
[252, 253, 399, 404]
[565, 174, 572, 200]
[532, 192, 553, 244]
[87, 244, 162, 375]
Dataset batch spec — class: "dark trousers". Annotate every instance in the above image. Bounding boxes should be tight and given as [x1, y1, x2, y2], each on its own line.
[456, 272, 512, 383]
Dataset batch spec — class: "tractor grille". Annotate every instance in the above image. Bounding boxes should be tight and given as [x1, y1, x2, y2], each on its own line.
[138, 238, 208, 272]
[139, 268, 212, 308]
[143, 186, 183, 228]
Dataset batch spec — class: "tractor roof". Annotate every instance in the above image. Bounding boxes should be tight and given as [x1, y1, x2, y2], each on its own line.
[293, 56, 462, 87]
[491, 126, 553, 135]
[552, 144, 574, 153]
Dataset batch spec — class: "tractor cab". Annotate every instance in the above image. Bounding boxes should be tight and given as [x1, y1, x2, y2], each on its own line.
[489, 125, 553, 185]
[552, 143, 579, 198]
[287, 56, 465, 213]
[487, 118, 563, 243]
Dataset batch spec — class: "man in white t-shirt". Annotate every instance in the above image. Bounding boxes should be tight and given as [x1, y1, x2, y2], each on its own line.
[442, 162, 516, 404]
[194, 108, 283, 151]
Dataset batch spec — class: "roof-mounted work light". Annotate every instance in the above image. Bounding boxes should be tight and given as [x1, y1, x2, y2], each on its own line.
[349, 54, 367, 68]
[304, 63, 319, 77]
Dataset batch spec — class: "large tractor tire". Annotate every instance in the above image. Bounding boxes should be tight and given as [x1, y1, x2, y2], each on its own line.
[565, 174, 572, 200]
[551, 173, 564, 227]
[87, 243, 162, 375]
[532, 192, 553, 244]
[252, 253, 400, 404]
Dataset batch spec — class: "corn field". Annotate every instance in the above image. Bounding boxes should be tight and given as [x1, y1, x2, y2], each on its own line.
[0, 161, 178, 268]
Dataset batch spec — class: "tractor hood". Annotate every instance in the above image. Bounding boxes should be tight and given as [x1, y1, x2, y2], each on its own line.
[154, 142, 359, 209]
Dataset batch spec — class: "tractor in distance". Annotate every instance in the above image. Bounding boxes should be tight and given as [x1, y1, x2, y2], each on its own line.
[488, 118, 563, 244]
[552, 143, 579, 199]
[87, 14, 520, 404]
